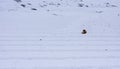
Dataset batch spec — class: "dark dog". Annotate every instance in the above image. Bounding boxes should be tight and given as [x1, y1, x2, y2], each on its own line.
[82, 29, 87, 34]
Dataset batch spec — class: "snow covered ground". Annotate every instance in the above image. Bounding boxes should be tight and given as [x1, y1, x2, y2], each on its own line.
[0, 0, 120, 69]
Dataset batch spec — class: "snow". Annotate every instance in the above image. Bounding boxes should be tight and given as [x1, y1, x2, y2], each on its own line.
[0, 0, 120, 69]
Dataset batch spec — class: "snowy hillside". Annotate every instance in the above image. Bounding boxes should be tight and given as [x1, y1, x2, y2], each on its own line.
[0, 0, 120, 11]
[0, 0, 120, 69]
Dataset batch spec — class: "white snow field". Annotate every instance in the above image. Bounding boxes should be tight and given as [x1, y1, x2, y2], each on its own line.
[0, 0, 120, 69]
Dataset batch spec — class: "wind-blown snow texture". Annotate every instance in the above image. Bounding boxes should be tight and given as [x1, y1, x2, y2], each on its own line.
[0, 0, 120, 69]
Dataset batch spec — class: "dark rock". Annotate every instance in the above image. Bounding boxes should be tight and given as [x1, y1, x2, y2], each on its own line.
[31, 8, 37, 10]
[21, 4, 26, 7]
[27, 3, 32, 5]
[14, 0, 22, 3]
[78, 3, 84, 7]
